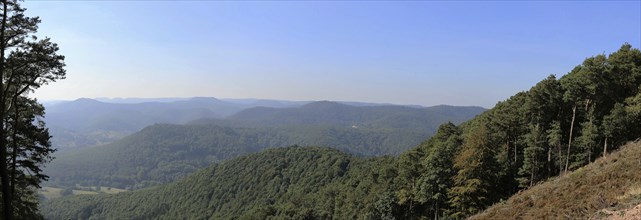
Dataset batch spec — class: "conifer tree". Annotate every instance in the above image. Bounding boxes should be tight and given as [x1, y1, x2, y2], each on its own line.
[0, 0, 65, 218]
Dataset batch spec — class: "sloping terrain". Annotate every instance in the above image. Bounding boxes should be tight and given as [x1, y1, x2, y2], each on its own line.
[472, 141, 641, 219]
[46, 97, 248, 151]
[40, 146, 398, 220]
[45, 123, 422, 189]
[45, 101, 484, 189]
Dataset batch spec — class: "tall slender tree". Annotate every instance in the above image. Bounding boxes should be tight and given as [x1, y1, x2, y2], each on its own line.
[448, 123, 499, 218]
[0, 0, 65, 218]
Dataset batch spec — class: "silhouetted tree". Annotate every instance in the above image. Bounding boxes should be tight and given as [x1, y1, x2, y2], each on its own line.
[0, 0, 65, 218]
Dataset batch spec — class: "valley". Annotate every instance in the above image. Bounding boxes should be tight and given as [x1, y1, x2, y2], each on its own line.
[0, 1, 638, 219]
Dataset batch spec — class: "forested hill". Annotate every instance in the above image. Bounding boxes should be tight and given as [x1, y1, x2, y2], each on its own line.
[197, 101, 484, 130]
[42, 44, 641, 219]
[45, 101, 484, 190]
[46, 97, 248, 151]
[44, 123, 425, 189]
[41, 146, 400, 219]
[47, 97, 483, 152]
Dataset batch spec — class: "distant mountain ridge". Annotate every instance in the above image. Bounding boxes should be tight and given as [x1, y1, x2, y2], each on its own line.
[45, 97, 247, 151]
[45, 97, 483, 151]
[196, 101, 484, 129]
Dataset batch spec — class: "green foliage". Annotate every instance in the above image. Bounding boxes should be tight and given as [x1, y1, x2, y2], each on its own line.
[448, 124, 499, 218]
[0, 0, 66, 218]
[40, 43, 641, 220]
[41, 146, 398, 219]
[471, 141, 641, 219]
[45, 123, 426, 190]
[416, 123, 462, 218]
[45, 101, 484, 190]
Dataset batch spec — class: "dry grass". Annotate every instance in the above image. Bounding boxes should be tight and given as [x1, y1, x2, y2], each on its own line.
[471, 141, 641, 220]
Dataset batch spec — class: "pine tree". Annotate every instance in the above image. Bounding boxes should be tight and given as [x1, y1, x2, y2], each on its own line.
[416, 122, 461, 219]
[448, 123, 499, 218]
[0, 1, 65, 218]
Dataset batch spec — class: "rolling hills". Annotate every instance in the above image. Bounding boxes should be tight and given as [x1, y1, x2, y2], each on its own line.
[45, 97, 248, 151]
[45, 98, 482, 152]
[38, 44, 641, 219]
[45, 101, 484, 189]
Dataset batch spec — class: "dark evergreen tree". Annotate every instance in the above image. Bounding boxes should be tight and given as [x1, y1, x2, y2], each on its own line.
[0, 0, 65, 218]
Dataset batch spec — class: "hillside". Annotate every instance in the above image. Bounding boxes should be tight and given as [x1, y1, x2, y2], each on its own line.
[45, 123, 424, 189]
[45, 101, 484, 189]
[218, 101, 484, 130]
[45, 97, 247, 151]
[40, 146, 399, 220]
[472, 140, 641, 219]
[46, 98, 483, 152]
[40, 44, 641, 219]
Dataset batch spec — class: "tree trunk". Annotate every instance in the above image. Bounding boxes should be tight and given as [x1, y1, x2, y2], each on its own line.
[565, 105, 577, 174]
[603, 137, 608, 158]
[514, 137, 518, 166]
[434, 202, 438, 220]
[10, 103, 18, 196]
[530, 165, 535, 187]
[0, 124, 10, 220]
[558, 143, 563, 175]
[0, 0, 13, 218]
[588, 144, 592, 163]
[547, 145, 552, 178]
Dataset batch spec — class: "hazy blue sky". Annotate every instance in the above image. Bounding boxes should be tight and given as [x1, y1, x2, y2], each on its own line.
[24, 1, 641, 107]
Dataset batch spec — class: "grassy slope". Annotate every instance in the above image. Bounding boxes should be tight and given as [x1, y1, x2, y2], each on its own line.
[472, 141, 641, 219]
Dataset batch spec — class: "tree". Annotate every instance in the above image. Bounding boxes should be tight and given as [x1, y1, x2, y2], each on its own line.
[395, 148, 424, 218]
[560, 66, 592, 173]
[521, 75, 562, 184]
[448, 123, 499, 218]
[416, 123, 461, 219]
[0, 0, 66, 219]
[519, 124, 546, 187]
[6, 97, 55, 219]
[546, 120, 563, 176]
[573, 111, 599, 168]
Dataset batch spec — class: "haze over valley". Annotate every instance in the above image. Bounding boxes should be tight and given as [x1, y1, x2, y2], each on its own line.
[0, 1, 639, 219]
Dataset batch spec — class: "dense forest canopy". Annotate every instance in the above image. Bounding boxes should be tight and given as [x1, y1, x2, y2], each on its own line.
[44, 102, 482, 190]
[41, 44, 641, 219]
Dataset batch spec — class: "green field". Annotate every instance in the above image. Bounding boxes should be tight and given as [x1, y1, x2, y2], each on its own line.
[39, 186, 127, 200]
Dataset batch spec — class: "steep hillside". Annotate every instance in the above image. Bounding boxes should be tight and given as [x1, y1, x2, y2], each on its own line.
[41, 146, 399, 220]
[472, 140, 641, 219]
